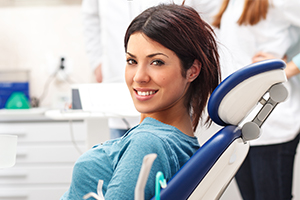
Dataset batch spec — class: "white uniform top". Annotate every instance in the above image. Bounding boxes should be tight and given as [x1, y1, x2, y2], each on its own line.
[81, 0, 219, 81]
[217, 0, 300, 145]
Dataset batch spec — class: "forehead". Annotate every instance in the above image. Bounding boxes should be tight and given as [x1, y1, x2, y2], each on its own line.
[127, 32, 176, 57]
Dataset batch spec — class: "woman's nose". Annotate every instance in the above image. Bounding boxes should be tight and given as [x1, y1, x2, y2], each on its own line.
[133, 65, 150, 83]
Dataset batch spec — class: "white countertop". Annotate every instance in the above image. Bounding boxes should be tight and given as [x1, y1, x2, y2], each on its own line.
[0, 108, 71, 122]
[44, 109, 139, 120]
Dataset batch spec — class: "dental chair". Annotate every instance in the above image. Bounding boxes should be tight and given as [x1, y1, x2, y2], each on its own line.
[147, 59, 288, 200]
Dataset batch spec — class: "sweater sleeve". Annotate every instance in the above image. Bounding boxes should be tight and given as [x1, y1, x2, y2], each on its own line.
[292, 53, 300, 70]
[104, 132, 173, 200]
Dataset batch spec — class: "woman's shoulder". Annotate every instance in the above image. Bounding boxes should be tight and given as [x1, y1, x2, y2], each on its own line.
[129, 128, 167, 147]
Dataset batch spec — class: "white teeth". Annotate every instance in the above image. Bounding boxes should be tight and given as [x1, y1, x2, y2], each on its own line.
[137, 91, 156, 96]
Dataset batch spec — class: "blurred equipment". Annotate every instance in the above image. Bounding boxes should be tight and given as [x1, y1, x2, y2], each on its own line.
[71, 86, 82, 110]
[0, 70, 30, 109]
[39, 57, 74, 109]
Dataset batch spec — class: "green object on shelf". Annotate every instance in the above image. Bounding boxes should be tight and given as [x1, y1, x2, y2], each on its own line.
[5, 92, 30, 109]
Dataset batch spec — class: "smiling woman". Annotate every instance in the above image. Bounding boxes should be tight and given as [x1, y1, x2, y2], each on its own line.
[124, 4, 221, 132]
[61, 3, 221, 200]
[125, 32, 195, 133]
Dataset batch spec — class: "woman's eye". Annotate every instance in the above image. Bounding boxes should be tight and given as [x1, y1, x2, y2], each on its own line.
[126, 59, 137, 65]
[152, 60, 165, 66]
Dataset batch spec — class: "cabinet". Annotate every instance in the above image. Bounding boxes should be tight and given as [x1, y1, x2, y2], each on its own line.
[0, 117, 87, 200]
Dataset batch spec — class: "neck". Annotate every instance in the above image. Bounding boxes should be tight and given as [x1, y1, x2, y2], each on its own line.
[140, 107, 194, 137]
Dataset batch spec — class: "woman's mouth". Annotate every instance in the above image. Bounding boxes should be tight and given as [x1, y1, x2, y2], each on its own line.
[134, 89, 158, 100]
[136, 90, 157, 96]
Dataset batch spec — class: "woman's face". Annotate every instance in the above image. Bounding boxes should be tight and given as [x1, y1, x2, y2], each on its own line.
[125, 32, 191, 116]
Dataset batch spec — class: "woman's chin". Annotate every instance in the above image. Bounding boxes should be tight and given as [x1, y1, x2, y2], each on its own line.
[134, 106, 153, 115]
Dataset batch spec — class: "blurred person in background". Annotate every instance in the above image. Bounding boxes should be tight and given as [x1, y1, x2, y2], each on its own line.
[211, 0, 300, 199]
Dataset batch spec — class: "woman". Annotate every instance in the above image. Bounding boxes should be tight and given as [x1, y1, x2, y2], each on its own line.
[81, 0, 203, 139]
[212, 0, 300, 199]
[61, 3, 220, 200]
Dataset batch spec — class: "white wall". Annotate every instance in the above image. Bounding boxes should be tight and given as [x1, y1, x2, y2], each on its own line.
[0, 4, 94, 108]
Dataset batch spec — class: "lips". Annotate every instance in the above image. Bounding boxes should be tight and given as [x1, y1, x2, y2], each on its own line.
[137, 90, 157, 96]
[134, 88, 158, 100]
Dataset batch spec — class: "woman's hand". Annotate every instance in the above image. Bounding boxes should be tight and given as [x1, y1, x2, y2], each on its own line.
[252, 52, 299, 79]
[94, 64, 103, 83]
[285, 61, 300, 79]
[252, 52, 278, 63]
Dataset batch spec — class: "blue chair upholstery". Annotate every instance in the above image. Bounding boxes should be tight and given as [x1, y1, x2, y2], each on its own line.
[151, 59, 287, 200]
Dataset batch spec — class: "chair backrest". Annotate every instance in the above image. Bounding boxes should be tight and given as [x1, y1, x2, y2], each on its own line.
[152, 59, 287, 200]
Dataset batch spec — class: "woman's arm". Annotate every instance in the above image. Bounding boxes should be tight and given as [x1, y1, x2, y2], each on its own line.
[286, 55, 300, 79]
[104, 133, 172, 200]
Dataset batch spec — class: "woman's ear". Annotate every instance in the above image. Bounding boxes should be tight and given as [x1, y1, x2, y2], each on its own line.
[187, 59, 201, 82]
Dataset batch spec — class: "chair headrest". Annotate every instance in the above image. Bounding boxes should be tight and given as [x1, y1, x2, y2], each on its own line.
[208, 59, 286, 127]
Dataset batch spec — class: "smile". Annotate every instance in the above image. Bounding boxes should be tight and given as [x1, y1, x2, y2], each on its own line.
[137, 90, 157, 96]
[134, 89, 158, 100]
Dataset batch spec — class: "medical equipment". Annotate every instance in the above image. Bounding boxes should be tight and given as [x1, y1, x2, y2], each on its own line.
[155, 171, 167, 200]
[84, 154, 158, 200]
[0, 70, 30, 109]
[135, 154, 158, 200]
[83, 180, 105, 200]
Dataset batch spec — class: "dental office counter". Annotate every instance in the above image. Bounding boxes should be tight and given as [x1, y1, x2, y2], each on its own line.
[0, 108, 87, 200]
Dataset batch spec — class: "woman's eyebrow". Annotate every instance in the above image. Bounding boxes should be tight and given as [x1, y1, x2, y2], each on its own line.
[126, 52, 136, 58]
[126, 52, 169, 58]
[147, 53, 169, 58]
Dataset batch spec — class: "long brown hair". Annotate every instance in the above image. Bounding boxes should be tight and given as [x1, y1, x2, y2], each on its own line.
[212, 0, 269, 28]
[124, 4, 221, 131]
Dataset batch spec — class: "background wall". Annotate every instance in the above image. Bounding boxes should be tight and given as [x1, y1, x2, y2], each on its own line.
[0, 1, 94, 109]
